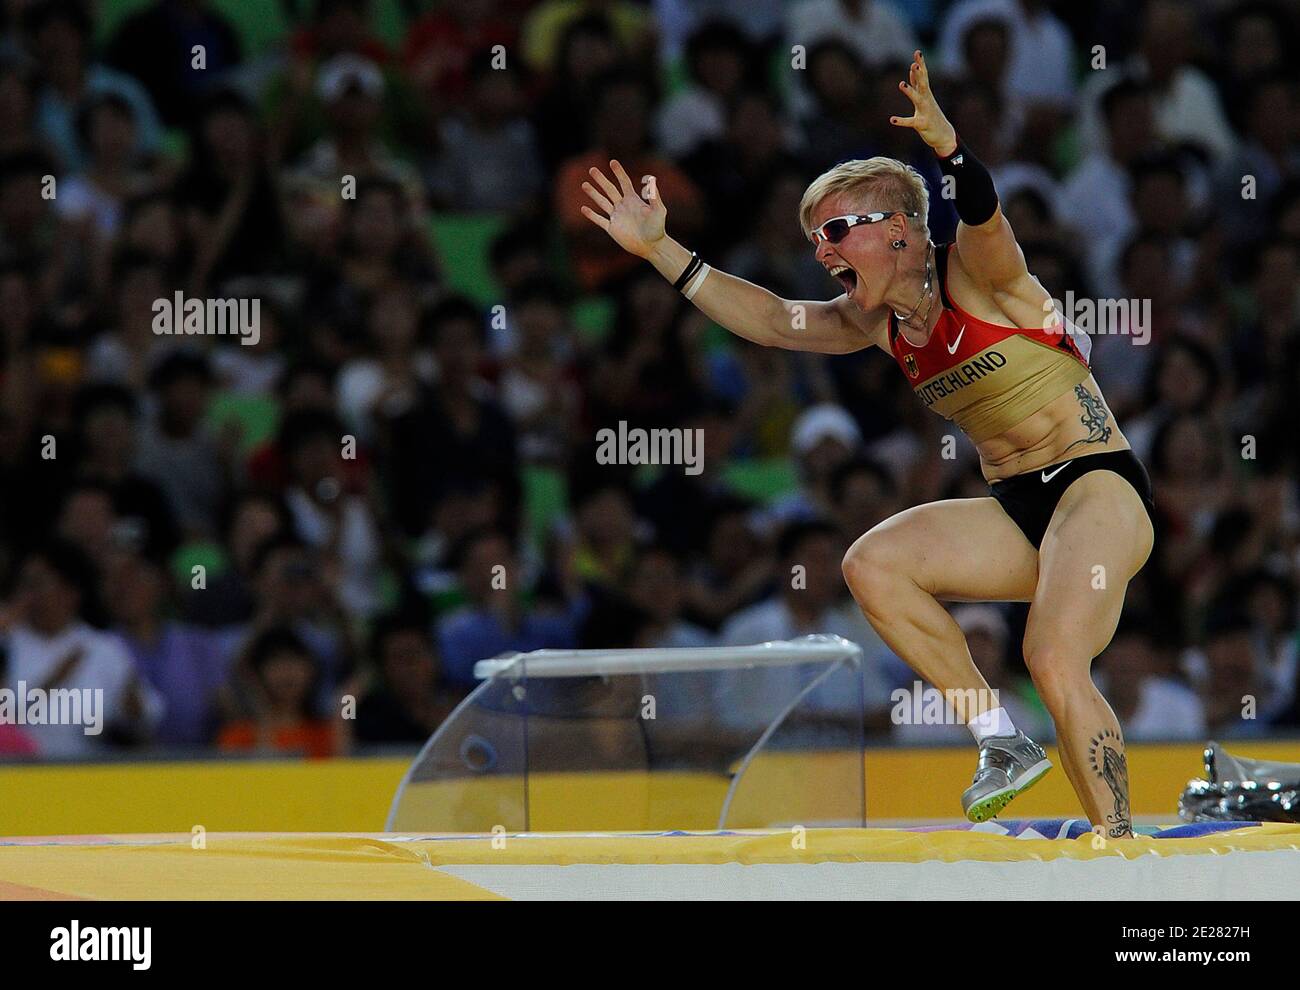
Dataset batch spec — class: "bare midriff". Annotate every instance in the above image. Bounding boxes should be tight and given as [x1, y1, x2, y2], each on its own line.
[974, 374, 1130, 482]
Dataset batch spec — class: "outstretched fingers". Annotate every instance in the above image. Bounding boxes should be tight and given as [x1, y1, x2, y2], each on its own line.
[581, 180, 614, 214]
[610, 159, 638, 197]
[579, 205, 610, 231]
[911, 50, 931, 93]
[588, 165, 621, 203]
[893, 51, 931, 127]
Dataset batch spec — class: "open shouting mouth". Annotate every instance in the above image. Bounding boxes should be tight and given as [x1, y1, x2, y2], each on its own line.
[829, 264, 858, 295]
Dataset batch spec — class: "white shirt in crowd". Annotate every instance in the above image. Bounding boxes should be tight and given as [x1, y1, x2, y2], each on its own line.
[784, 0, 919, 117]
[937, 0, 1077, 107]
[285, 488, 383, 618]
[2, 622, 163, 758]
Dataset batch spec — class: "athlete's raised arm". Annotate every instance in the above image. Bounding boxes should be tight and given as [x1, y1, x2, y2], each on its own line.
[579, 159, 881, 354]
[890, 51, 1038, 302]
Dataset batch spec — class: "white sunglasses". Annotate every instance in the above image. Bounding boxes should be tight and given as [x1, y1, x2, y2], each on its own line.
[808, 211, 919, 245]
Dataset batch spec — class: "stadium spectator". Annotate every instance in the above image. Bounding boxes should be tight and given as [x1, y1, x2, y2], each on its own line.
[184, 492, 288, 627]
[335, 282, 434, 443]
[520, 0, 654, 74]
[720, 518, 900, 732]
[278, 408, 384, 618]
[401, 0, 518, 114]
[71, 383, 180, 560]
[54, 92, 154, 250]
[22, 0, 162, 171]
[533, 13, 623, 170]
[217, 625, 339, 758]
[355, 613, 458, 744]
[0, 540, 163, 756]
[767, 404, 864, 524]
[1076, 0, 1235, 169]
[134, 351, 229, 538]
[938, 0, 1075, 105]
[495, 276, 583, 465]
[238, 532, 353, 704]
[1060, 79, 1163, 298]
[1193, 611, 1274, 740]
[786, 0, 918, 122]
[178, 88, 286, 289]
[683, 91, 802, 258]
[104, 0, 244, 127]
[425, 50, 542, 212]
[624, 544, 712, 648]
[104, 550, 232, 746]
[828, 457, 900, 551]
[554, 70, 704, 290]
[1093, 615, 1204, 742]
[436, 527, 584, 686]
[654, 20, 760, 160]
[681, 498, 774, 631]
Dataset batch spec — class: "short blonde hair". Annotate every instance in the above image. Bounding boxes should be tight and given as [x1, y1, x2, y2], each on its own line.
[799, 157, 930, 237]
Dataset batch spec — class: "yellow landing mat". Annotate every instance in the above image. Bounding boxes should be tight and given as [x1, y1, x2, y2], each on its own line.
[2, 826, 1299, 900]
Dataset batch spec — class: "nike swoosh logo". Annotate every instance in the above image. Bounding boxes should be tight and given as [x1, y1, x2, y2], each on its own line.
[1041, 464, 1070, 483]
[946, 325, 965, 354]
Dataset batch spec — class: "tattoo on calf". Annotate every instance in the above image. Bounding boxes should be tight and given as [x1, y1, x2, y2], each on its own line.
[1089, 729, 1132, 837]
[1062, 384, 1113, 453]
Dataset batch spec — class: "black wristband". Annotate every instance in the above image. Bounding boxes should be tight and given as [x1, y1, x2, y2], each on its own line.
[938, 138, 999, 227]
[673, 252, 702, 292]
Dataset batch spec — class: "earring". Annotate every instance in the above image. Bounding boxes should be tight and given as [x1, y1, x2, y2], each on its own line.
[892, 239, 907, 250]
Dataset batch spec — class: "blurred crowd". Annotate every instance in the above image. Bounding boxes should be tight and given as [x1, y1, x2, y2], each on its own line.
[0, 0, 1298, 760]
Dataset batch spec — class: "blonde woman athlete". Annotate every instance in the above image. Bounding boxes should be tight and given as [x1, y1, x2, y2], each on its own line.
[579, 52, 1154, 837]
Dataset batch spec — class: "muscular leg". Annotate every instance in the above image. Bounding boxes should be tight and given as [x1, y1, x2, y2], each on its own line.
[842, 498, 1039, 717]
[1022, 471, 1154, 838]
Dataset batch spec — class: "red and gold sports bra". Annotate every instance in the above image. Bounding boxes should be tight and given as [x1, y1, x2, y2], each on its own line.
[887, 243, 1092, 443]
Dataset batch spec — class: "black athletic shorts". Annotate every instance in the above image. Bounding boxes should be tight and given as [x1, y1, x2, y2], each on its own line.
[988, 449, 1156, 550]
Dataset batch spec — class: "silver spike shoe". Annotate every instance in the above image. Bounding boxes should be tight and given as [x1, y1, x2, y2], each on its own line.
[961, 731, 1053, 823]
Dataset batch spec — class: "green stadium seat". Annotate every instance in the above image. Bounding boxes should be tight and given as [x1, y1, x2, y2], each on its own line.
[206, 391, 281, 455]
[95, 0, 152, 47]
[211, 0, 292, 55]
[170, 539, 231, 588]
[98, 0, 292, 56]
[373, 0, 408, 50]
[570, 295, 616, 344]
[427, 213, 508, 307]
[522, 464, 568, 544]
[722, 458, 800, 505]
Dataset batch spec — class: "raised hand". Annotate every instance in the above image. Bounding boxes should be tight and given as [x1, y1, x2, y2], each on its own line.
[889, 50, 958, 156]
[580, 159, 666, 260]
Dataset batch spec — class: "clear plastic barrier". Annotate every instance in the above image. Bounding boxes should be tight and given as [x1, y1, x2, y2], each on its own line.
[386, 635, 867, 831]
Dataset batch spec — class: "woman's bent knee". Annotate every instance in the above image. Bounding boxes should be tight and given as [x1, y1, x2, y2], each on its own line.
[1022, 644, 1095, 712]
[842, 531, 911, 610]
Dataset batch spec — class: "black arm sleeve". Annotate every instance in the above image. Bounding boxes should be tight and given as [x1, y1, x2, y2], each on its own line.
[937, 139, 999, 227]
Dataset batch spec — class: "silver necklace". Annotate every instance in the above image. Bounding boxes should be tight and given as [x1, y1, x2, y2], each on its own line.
[894, 242, 936, 330]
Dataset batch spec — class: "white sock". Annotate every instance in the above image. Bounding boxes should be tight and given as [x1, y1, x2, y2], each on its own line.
[967, 706, 1018, 744]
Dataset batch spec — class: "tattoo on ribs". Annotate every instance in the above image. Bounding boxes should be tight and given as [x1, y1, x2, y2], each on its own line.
[1088, 729, 1131, 837]
[1062, 384, 1113, 453]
